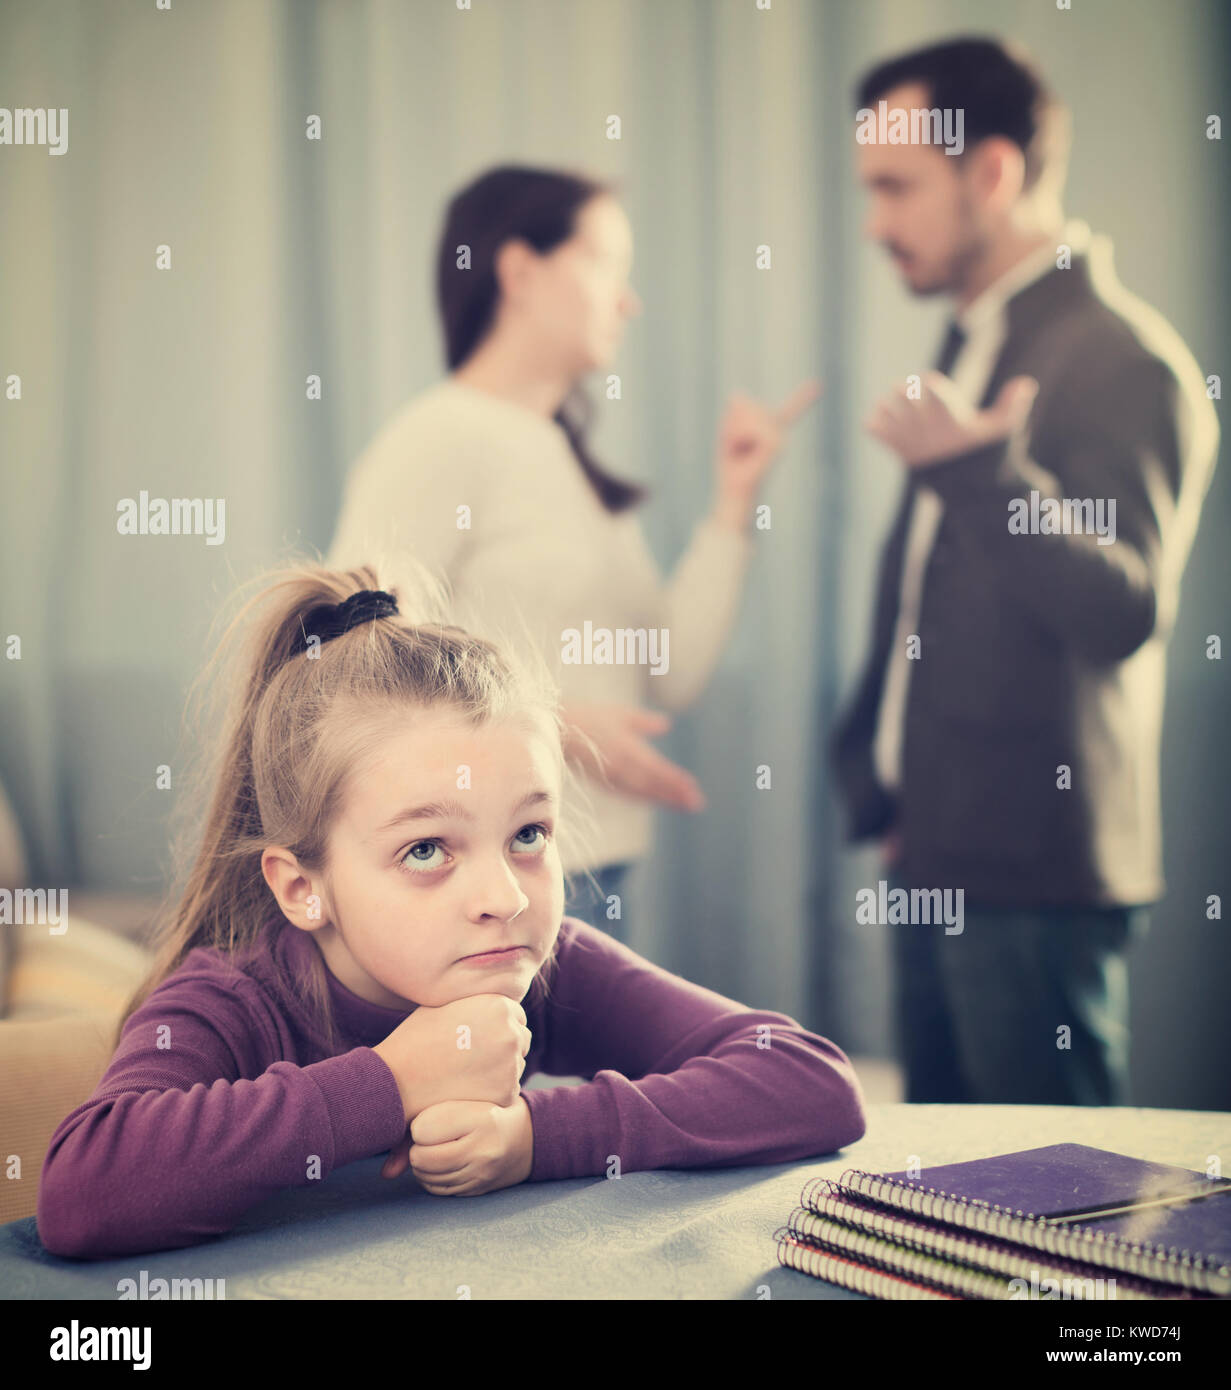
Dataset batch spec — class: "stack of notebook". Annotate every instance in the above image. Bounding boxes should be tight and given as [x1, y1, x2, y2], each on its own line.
[773, 1142, 1231, 1300]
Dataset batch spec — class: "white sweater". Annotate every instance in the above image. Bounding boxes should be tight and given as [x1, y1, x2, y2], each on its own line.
[325, 377, 752, 872]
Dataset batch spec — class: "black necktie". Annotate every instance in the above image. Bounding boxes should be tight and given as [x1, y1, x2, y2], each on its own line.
[934, 318, 967, 376]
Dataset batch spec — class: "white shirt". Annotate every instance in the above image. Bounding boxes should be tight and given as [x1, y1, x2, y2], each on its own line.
[872, 223, 1090, 791]
[326, 377, 752, 871]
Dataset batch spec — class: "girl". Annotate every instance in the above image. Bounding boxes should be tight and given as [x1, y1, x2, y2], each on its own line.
[325, 164, 820, 940]
[36, 564, 865, 1259]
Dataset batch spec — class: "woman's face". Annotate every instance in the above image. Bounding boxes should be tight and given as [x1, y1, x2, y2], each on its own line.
[303, 707, 565, 1012]
[522, 194, 642, 374]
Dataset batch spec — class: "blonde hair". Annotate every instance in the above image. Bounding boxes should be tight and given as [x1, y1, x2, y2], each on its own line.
[116, 558, 574, 1055]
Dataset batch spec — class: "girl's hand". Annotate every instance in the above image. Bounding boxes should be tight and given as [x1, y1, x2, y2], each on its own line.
[560, 703, 706, 812]
[712, 379, 822, 531]
[380, 1097, 535, 1196]
[372, 994, 532, 1124]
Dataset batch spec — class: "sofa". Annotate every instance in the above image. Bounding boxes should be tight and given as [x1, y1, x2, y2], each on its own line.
[0, 779, 155, 1225]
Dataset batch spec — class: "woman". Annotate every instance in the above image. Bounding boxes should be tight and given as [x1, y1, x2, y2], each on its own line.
[326, 165, 817, 940]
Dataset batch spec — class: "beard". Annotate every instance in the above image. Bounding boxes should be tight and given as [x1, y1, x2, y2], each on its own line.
[937, 188, 991, 294]
[899, 189, 990, 297]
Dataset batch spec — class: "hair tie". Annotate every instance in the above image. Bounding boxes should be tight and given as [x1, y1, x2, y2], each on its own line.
[297, 589, 399, 652]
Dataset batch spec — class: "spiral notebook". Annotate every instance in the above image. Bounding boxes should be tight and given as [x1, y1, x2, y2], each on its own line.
[800, 1142, 1231, 1298]
[780, 1186, 1200, 1300]
[774, 1230, 961, 1300]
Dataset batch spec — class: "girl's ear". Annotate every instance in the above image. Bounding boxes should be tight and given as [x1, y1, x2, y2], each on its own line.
[260, 845, 331, 932]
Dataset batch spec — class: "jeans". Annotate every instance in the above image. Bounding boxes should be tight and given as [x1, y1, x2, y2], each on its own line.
[889, 880, 1149, 1105]
[564, 862, 633, 944]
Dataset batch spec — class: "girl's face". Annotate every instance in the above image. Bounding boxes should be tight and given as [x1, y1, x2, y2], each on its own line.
[523, 194, 642, 374]
[310, 707, 565, 1011]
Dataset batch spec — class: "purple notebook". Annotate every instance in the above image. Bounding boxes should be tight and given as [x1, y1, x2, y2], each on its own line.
[835, 1142, 1231, 1295]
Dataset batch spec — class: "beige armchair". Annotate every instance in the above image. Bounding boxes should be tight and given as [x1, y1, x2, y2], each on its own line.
[0, 772, 158, 1223]
[0, 917, 153, 1225]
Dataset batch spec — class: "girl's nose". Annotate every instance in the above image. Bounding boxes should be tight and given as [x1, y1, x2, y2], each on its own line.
[472, 862, 530, 923]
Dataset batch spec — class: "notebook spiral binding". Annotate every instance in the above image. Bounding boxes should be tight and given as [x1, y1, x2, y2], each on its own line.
[819, 1168, 1230, 1296]
[773, 1225, 959, 1300]
[787, 1197, 1177, 1300]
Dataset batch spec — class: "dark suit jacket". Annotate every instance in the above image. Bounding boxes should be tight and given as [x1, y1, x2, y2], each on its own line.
[831, 236, 1218, 908]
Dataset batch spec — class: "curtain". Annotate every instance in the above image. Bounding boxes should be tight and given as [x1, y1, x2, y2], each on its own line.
[2, 0, 1226, 1101]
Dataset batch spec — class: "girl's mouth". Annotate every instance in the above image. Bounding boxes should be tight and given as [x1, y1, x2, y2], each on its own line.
[459, 945, 529, 965]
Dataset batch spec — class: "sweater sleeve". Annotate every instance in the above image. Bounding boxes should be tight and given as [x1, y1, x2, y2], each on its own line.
[521, 920, 866, 1181]
[36, 971, 407, 1259]
[631, 515, 753, 711]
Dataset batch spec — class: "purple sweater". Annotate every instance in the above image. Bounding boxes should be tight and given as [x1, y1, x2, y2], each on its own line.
[37, 915, 867, 1258]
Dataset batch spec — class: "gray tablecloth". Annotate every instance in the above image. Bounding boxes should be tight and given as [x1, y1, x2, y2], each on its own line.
[3, 1103, 1228, 1299]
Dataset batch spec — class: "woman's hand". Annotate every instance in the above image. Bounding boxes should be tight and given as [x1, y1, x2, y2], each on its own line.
[712, 379, 822, 531]
[560, 703, 706, 812]
[380, 1097, 535, 1196]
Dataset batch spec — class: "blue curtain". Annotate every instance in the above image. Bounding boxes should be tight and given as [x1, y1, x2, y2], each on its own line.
[1, 0, 1226, 1105]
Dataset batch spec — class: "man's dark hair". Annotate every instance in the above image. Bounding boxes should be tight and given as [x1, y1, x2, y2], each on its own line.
[855, 36, 1069, 194]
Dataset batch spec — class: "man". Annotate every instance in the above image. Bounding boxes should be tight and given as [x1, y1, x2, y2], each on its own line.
[831, 37, 1218, 1105]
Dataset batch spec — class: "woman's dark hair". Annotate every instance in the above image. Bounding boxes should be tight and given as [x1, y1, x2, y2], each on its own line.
[435, 164, 647, 513]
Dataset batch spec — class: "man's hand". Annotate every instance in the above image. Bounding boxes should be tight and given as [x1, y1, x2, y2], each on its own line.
[380, 1097, 535, 1196]
[865, 371, 1039, 468]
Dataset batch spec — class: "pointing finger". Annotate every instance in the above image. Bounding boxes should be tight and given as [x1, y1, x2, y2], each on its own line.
[773, 379, 823, 429]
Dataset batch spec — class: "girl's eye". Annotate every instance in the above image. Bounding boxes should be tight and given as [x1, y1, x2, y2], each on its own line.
[511, 823, 550, 855]
[400, 840, 447, 874]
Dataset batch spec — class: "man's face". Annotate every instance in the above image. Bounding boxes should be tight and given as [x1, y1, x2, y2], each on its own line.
[856, 81, 987, 296]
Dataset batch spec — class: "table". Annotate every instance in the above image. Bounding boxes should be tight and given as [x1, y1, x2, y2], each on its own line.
[2, 1103, 1228, 1299]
